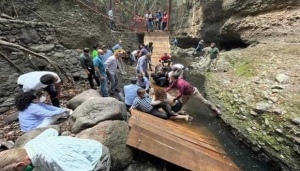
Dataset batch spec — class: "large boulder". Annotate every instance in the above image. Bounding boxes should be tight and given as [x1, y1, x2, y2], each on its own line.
[77, 120, 133, 171]
[67, 89, 101, 110]
[13, 125, 60, 148]
[70, 97, 127, 133]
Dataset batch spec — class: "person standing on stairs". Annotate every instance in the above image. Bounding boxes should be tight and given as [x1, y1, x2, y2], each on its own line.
[79, 48, 100, 90]
[162, 11, 168, 31]
[108, 8, 115, 31]
[166, 73, 222, 116]
[145, 10, 154, 32]
[146, 42, 153, 71]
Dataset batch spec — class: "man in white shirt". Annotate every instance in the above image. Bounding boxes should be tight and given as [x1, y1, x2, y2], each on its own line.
[0, 128, 111, 171]
[17, 71, 62, 107]
[168, 64, 184, 84]
[108, 8, 115, 31]
[104, 51, 121, 93]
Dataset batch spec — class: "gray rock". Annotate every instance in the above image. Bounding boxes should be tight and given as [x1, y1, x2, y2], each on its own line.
[271, 89, 280, 93]
[45, 36, 53, 42]
[80, 69, 88, 79]
[265, 118, 270, 126]
[53, 52, 65, 58]
[0, 107, 10, 114]
[19, 28, 40, 44]
[275, 128, 283, 134]
[271, 85, 285, 89]
[67, 89, 101, 110]
[275, 73, 289, 83]
[14, 125, 60, 148]
[0, 141, 14, 149]
[61, 131, 74, 136]
[123, 161, 161, 171]
[29, 44, 55, 52]
[291, 118, 300, 125]
[69, 57, 79, 65]
[77, 120, 133, 171]
[254, 102, 271, 113]
[246, 127, 252, 132]
[273, 108, 283, 115]
[250, 111, 258, 116]
[269, 96, 278, 103]
[3, 112, 19, 124]
[70, 97, 126, 133]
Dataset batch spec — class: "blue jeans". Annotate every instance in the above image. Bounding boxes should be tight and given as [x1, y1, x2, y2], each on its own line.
[147, 21, 153, 32]
[100, 75, 108, 97]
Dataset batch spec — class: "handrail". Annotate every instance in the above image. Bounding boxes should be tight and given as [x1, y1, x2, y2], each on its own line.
[75, 0, 134, 31]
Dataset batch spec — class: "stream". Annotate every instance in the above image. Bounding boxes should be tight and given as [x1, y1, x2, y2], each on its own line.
[172, 55, 274, 171]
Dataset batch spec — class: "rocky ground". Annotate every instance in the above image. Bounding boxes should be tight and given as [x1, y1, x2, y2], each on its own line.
[185, 42, 300, 170]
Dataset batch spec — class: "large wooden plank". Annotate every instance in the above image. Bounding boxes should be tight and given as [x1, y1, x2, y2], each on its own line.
[129, 113, 225, 155]
[127, 124, 239, 171]
[130, 110, 220, 145]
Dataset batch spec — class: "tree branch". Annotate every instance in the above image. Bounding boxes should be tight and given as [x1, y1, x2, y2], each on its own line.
[0, 40, 74, 84]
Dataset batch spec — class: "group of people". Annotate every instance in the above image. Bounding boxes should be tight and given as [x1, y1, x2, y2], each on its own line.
[145, 10, 168, 32]
[0, 35, 224, 170]
[107, 8, 168, 33]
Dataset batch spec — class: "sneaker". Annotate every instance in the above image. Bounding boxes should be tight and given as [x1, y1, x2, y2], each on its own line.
[215, 108, 222, 116]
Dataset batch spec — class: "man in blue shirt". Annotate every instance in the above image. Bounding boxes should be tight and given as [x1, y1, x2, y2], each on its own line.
[136, 73, 150, 92]
[123, 77, 140, 110]
[112, 40, 123, 52]
[94, 49, 109, 97]
[136, 53, 154, 80]
[102, 45, 114, 63]
[138, 43, 148, 57]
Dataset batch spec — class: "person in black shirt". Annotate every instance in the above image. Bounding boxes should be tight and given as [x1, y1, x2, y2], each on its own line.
[79, 48, 100, 89]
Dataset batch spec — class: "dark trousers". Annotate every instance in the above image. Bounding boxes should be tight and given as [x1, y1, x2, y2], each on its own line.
[150, 102, 177, 119]
[18, 84, 60, 107]
[87, 67, 100, 88]
[125, 104, 131, 111]
[171, 101, 182, 113]
[162, 22, 167, 31]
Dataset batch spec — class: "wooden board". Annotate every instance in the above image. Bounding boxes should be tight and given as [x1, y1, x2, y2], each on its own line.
[127, 110, 240, 171]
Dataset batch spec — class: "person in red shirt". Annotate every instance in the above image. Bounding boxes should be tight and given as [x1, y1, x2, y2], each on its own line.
[159, 53, 172, 66]
[161, 12, 168, 31]
[166, 73, 221, 115]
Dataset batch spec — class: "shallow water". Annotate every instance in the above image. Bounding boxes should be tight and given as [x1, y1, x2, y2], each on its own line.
[173, 56, 274, 171]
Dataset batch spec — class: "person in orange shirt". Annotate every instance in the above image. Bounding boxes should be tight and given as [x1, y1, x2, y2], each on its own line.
[159, 53, 172, 66]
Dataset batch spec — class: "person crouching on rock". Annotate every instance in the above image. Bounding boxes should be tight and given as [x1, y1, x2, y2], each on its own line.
[15, 90, 72, 132]
[166, 73, 222, 115]
[159, 53, 172, 66]
[129, 88, 192, 122]
[0, 128, 111, 171]
[136, 73, 150, 93]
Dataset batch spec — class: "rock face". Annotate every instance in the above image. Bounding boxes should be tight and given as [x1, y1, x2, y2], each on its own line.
[67, 89, 101, 110]
[170, 0, 300, 48]
[14, 125, 60, 148]
[77, 120, 133, 171]
[70, 97, 127, 133]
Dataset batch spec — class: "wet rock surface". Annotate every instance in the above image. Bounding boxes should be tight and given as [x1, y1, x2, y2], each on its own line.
[186, 42, 300, 170]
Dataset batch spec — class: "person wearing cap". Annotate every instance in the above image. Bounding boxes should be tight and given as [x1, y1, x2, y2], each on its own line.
[193, 40, 204, 55]
[123, 77, 140, 110]
[102, 45, 114, 63]
[79, 48, 100, 90]
[136, 53, 154, 80]
[105, 50, 121, 93]
[205, 43, 220, 72]
[94, 49, 109, 97]
[112, 40, 123, 52]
